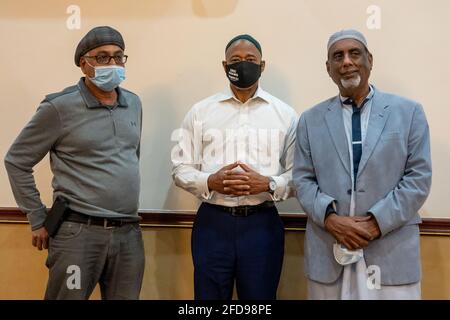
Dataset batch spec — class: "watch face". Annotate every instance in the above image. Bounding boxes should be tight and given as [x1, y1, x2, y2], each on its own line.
[270, 181, 277, 191]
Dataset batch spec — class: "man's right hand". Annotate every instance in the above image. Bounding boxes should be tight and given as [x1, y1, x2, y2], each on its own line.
[324, 213, 372, 250]
[32, 227, 49, 250]
[207, 162, 250, 196]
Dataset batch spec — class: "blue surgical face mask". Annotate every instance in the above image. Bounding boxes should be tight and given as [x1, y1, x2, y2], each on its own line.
[88, 65, 126, 92]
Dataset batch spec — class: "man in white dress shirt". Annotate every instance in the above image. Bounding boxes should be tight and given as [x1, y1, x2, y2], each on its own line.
[172, 34, 298, 300]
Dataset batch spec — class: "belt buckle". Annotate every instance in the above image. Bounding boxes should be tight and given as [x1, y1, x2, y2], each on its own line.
[231, 206, 249, 217]
[103, 219, 115, 229]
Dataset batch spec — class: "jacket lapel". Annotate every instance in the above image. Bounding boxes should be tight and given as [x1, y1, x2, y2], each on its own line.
[356, 89, 391, 178]
[325, 97, 351, 176]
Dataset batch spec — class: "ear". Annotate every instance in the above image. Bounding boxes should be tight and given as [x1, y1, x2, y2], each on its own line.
[368, 52, 373, 70]
[326, 60, 331, 77]
[79, 57, 93, 77]
[222, 60, 227, 73]
[260, 60, 266, 73]
[79, 57, 88, 75]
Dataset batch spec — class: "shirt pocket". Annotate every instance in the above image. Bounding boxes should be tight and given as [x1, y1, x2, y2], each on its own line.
[256, 128, 284, 172]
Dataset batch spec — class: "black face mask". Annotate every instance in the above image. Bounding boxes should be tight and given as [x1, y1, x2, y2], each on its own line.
[226, 61, 262, 89]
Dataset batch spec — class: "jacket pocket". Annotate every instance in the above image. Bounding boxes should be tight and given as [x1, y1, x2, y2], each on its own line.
[381, 131, 401, 141]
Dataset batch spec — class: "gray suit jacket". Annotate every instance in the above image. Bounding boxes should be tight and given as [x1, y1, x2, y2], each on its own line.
[293, 87, 432, 285]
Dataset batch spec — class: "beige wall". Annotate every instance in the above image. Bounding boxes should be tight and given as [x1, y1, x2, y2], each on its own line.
[0, 0, 449, 216]
[0, 223, 449, 300]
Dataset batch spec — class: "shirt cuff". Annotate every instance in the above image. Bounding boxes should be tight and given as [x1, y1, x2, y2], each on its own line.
[26, 207, 47, 231]
[197, 172, 213, 200]
[324, 202, 337, 223]
[269, 175, 287, 201]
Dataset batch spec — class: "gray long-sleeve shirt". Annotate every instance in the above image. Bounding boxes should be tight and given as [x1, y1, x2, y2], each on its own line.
[4, 78, 142, 230]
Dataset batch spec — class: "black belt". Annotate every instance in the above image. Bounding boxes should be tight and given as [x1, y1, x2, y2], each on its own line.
[207, 201, 275, 217]
[64, 209, 134, 228]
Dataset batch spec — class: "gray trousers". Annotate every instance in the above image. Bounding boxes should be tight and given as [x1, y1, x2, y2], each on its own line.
[44, 221, 145, 300]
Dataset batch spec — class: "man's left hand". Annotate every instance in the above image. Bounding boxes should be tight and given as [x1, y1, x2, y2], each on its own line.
[223, 162, 269, 196]
[353, 215, 381, 240]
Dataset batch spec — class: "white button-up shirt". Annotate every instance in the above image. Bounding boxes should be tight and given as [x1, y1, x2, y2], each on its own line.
[171, 86, 298, 207]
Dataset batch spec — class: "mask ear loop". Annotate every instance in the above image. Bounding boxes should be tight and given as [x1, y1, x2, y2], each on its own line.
[82, 56, 96, 69]
[81, 56, 98, 82]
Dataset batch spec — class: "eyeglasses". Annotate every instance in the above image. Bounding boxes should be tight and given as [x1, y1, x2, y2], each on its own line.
[84, 55, 128, 65]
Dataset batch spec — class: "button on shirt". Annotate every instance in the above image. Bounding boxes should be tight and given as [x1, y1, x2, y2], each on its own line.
[172, 86, 298, 207]
[4, 78, 143, 230]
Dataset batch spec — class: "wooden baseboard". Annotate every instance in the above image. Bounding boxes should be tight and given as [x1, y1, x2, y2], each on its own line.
[1, 207, 449, 235]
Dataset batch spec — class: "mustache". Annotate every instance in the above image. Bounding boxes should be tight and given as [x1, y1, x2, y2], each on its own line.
[341, 70, 359, 76]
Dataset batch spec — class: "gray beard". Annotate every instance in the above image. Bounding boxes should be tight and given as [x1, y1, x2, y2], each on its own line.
[341, 74, 361, 89]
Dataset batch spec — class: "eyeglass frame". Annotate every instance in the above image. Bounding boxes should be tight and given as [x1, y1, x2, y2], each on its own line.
[83, 54, 128, 65]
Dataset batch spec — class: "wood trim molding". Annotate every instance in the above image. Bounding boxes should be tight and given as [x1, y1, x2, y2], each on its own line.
[0, 207, 449, 235]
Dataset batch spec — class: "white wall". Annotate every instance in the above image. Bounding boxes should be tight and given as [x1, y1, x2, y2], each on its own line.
[0, 0, 448, 217]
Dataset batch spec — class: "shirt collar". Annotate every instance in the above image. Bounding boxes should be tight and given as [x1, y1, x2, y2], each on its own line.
[339, 84, 375, 107]
[77, 77, 128, 109]
[217, 85, 271, 104]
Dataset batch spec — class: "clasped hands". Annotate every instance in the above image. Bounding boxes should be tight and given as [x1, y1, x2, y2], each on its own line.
[324, 213, 381, 251]
[207, 162, 270, 196]
[208, 162, 380, 250]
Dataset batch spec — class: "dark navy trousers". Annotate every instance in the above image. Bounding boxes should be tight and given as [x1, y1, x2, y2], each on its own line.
[191, 202, 285, 300]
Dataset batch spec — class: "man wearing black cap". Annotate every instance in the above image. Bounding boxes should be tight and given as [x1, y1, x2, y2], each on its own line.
[172, 34, 298, 299]
[4, 26, 145, 299]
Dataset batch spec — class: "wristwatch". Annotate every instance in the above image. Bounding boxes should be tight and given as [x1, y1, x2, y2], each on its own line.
[268, 177, 277, 195]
